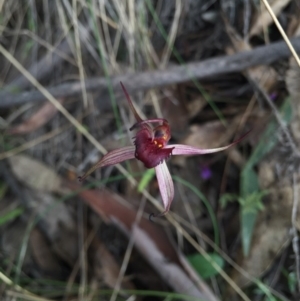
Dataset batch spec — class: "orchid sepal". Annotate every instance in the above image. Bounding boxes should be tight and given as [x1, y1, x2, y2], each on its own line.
[78, 146, 135, 182]
[120, 82, 143, 123]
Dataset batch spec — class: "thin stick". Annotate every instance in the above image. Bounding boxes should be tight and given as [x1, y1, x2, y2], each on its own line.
[261, 0, 300, 67]
[2, 36, 300, 108]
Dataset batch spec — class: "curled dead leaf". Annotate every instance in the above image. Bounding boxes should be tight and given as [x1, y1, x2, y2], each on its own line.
[250, 0, 291, 37]
[8, 99, 64, 135]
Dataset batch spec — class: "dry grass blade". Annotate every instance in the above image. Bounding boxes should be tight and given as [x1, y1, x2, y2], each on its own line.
[250, 0, 291, 37]
[261, 0, 300, 66]
[0, 125, 70, 160]
[161, 0, 182, 67]
[72, 0, 88, 108]
[0, 272, 52, 301]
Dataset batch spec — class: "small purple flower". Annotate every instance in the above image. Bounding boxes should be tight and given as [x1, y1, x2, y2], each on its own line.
[200, 165, 212, 180]
[269, 92, 277, 101]
[79, 82, 248, 216]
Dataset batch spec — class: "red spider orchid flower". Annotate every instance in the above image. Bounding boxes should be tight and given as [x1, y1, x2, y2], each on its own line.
[79, 82, 248, 216]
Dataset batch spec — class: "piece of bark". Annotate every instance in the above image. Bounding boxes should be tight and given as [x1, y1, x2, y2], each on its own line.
[1, 37, 300, 108]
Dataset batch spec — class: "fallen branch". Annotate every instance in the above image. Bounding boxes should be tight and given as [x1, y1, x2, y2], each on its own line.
[1, 37, 300, 108]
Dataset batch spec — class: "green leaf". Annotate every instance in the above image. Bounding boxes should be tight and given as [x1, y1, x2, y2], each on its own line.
[219, 193, 238, 208]
[241, 167, 259, 198]
[138, 168, 156, 192]
[245, 98, 292, 169]
[239, 98, 292, 257]
[187, 253, 224, 279]
[240, 211, 257, 257]
[0, 207, 24, 226]
[0, 182, 8, 199]
[287, 272, 297, 293]
[255, 282, 279, 301]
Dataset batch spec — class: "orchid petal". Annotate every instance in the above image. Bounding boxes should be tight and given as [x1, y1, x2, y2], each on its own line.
[166, 131, 250, 156]
[79, 146, 135, 182]
[154, 161, 174, 215]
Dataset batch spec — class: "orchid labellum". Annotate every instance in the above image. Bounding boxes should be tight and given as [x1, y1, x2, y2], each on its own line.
[79, 82, 247, 216]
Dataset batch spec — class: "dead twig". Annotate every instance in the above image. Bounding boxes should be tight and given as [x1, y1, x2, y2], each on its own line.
[1, 37, 300, 108]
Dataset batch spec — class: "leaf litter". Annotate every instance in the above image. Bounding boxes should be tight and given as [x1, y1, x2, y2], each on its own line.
[1, 1, 300, 301]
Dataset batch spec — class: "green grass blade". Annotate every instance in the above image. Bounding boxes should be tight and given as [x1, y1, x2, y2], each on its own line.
[172, 175, 219, 247]
[138, 168, 156, 192]
[0, 207, 23, 226]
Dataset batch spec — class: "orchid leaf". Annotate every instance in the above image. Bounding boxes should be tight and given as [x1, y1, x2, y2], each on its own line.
[241, 210, 257, 257]
[240, 98, 292, 256]
[187, 253, 224, 279]
[287, 272, 297, 294]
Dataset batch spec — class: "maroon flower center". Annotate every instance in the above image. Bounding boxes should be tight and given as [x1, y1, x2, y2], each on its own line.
[133, 123, 173, 168]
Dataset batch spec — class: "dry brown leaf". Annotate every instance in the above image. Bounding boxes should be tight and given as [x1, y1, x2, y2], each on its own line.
[187, 97, 206, 119]
[172, 118, 241, 167]
[24, 189, 78, 266]
[8, 99, 64, 135]
[1, 217, 32, 265]
[8, 155, 67, 194]
[226, 22, 277, 92]
[67, 185, 218, 300]
[30, 227, 63, 275]
[286, 14, 300, 37]
[91, 239, 136, 291]
[6, 156, 78, 265]
[250, 0, 291, 37]
[181, 121, 236, 149]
